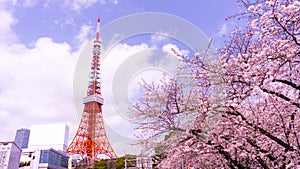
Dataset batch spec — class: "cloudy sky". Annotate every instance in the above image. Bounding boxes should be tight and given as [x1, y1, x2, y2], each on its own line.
[0, 0, 239, 156]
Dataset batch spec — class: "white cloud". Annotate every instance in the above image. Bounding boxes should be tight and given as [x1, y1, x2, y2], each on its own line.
[11, 0, 37, 7]
[75, 24, 94, 45]
[99, 0, 106, 4]
[22, 0, 37, 7]
[0, 8, 17, 44]
[0, 4, 80, 141]
[150, 31, 170, 44]
[128, 69, 168, 101]
[69, 0, 119, 11]
[218, 23, 228, 36]
[111, 0, 118, 5]
[53, 17, 75, 30]
[68, 0, 118, 12]
[162, 43, 189, 57]
[0, 10, 14, 32]
[105, 33, 123, 48]
[43, 0, 50, 8]
[0, 37, 79, 141]
[71, 0, 98, 11]
[99, 0, 118, 5]
[100, 43, 152, 136]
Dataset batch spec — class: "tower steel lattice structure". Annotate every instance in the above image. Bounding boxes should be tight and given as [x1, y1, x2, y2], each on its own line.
[67, 16, 117, 165]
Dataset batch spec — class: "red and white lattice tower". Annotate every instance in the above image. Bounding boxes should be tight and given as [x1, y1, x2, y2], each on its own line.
[67, 16, 117, 165]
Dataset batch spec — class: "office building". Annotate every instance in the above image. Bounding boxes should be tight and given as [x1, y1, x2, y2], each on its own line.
[28, 123, 69, 151]
[0, 141, 22, 169]
[15, 128, 30, 149]
[20, 148, 68, 169]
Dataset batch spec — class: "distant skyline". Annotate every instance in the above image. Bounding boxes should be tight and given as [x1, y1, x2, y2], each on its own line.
[0, 0, 240, 155]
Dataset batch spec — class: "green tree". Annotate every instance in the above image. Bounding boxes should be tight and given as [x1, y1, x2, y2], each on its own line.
[92, 159, 107, 169]
[116, 156, 125, 169]
[116, 155, 136, 169]
[92, 155, 136, 169]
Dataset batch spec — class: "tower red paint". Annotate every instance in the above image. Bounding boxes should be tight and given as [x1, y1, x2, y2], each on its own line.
[67, 16, 117, 166]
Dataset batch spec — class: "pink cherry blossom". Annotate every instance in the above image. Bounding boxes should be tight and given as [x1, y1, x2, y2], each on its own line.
[133, 0, 300, 168]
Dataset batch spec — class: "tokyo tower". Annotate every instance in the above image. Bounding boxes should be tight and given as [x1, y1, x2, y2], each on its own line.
[67, 16, 117, 166]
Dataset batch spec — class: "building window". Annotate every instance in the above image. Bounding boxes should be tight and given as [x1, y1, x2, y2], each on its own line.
[61, 156, 68, 167]
[39, 150, 69, 168]
[39, 150, 49, 163]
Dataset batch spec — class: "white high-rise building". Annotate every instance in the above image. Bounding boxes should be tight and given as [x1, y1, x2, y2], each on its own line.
[28, 123, 69, 151]
[0, 141, 22, 169]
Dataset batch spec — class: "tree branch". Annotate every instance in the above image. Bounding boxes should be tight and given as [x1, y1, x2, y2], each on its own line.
[261, 88, 300, 108]
[227, 110, 297, 152]
[215, 145, 248, 169]
[274, 17, 300, 46]
[273, 79, 300, 90]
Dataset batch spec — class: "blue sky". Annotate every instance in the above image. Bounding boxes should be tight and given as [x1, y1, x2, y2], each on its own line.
[11, 0, 239, 48]
[0, 0, 240, 156]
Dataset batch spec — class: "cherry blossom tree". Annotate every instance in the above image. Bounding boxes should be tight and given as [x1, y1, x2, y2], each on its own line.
[218, 0, 300, 167]
[132, 49, 226, 168]
[132, 0, 300, 168]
